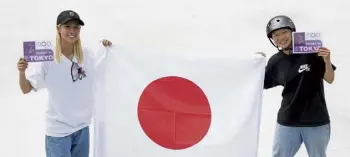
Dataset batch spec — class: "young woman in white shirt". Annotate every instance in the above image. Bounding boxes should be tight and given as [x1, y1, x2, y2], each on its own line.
[17, 10, 112, 157]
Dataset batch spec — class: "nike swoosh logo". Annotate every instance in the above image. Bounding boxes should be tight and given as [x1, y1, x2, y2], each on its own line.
[298, 68, 306, 73]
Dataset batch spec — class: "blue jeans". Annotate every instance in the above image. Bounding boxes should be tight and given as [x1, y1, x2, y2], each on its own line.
[273, 123, 331, 157]
[45, 126, 90, 157]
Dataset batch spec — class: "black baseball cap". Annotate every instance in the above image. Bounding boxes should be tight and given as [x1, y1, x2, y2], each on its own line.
[56, 10, 85, 26]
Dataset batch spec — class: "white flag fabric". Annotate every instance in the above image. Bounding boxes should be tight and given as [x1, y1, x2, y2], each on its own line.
[93, 46, 266, 157]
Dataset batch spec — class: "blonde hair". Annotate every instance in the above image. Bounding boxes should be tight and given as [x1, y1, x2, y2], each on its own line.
[55, 25, 84, 64]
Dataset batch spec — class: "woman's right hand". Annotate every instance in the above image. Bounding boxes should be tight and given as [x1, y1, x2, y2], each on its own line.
[255, 52, 266, 57]
[17, 57, 28, 73]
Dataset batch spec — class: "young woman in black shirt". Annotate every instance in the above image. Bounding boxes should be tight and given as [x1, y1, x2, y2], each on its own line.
[258, 15, 336, 157]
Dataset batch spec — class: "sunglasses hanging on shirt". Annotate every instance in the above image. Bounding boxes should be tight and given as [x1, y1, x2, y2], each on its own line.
[70, 61, 86, 82]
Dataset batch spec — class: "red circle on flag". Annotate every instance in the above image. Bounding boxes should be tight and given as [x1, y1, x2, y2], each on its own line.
[137, 76, 212, 150]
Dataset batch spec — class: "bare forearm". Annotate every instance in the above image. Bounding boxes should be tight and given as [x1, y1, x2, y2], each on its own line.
[323, 62, 334, 84]
[19, 72, 32, 94]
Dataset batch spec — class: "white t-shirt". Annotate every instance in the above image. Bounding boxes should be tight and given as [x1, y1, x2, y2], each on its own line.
[26, 47, 106, 137]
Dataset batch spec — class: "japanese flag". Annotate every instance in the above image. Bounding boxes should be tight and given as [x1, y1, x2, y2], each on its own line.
[93, 45, 266, 157]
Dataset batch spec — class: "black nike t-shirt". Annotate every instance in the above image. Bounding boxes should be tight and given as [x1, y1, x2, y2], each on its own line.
[264, 51, 336, 127]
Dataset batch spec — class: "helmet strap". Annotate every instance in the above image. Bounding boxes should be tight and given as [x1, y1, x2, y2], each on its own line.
[269, 38, 293, 54]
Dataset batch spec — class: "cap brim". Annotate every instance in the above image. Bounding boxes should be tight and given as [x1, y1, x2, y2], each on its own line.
[61, 18, 85, 26]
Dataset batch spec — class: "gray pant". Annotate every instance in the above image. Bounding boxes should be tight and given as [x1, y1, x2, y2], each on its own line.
[273, 123, 331, 157]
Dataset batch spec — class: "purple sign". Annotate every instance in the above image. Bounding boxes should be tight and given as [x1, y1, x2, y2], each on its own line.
[292, 32, 322, 54]
[23, 41, 54, 62]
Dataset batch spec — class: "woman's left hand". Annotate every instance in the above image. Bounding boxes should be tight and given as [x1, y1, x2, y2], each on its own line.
[101, 39, 112, 46]
[317, 47, 331, 63]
